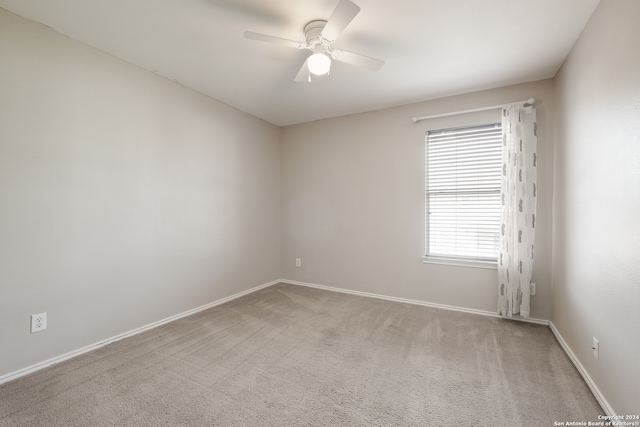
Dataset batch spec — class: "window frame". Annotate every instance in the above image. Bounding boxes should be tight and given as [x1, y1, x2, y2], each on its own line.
[423, 122, 502, 269]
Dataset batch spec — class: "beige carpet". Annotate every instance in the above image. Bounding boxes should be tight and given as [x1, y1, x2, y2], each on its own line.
[0, 283, 602, 426]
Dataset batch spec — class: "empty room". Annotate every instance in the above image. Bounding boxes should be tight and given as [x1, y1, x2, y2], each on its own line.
[0, 0, 638, 425]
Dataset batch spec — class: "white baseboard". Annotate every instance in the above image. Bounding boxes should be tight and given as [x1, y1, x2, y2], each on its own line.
[280, 279, 549, 326]
[549, 322, 614, 416]
[0, 279, 280, 386]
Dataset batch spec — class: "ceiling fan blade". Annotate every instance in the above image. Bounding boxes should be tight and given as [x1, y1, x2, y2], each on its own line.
[321, 0, 361, 42]
[331, 49, 384, 71]
[244, 31, 307, 49]
[293, 60, 310, 82]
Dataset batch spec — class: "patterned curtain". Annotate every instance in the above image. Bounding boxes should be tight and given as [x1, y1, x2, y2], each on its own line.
[498, 103, 537, 318]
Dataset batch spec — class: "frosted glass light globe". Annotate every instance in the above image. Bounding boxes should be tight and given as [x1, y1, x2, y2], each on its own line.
[307, 53, 331, 76]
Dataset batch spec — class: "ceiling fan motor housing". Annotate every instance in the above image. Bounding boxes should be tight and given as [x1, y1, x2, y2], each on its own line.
[304, 20, 328, 52]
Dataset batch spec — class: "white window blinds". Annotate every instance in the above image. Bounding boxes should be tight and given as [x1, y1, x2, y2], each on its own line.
[425, 123, 502, 261]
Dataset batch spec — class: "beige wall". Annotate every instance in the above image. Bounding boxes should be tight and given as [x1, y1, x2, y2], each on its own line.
[281, 80, 555, 319]
[0, 9, 281, 377]
[553, 0, 640, 415]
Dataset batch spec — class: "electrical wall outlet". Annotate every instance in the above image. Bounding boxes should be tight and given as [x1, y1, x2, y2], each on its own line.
[592, 337, 599, 360]
[295, 258, 301, 267]
[529, 282, 536, 295]
[31, 312, 47, 333]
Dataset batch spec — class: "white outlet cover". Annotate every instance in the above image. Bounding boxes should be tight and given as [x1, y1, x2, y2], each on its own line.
[31, 312, 47, 333]
[592, 337, 599, 360]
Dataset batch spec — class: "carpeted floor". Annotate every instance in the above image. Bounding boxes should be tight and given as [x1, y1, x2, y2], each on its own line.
[0, 283, 603, 426]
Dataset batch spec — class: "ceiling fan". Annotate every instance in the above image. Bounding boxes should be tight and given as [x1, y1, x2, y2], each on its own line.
[244, 0, 385, 82]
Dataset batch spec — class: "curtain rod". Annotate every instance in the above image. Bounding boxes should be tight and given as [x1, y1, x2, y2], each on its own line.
[411, 98, 535, 123]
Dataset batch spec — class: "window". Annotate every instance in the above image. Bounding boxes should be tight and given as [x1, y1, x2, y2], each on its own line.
[425, 123, 502, 265]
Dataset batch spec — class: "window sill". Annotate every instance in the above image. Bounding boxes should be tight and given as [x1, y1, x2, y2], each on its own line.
[422, 256, 497, 270]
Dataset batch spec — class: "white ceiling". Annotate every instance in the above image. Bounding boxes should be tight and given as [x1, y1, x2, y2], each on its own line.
[0, 0, 599, 126]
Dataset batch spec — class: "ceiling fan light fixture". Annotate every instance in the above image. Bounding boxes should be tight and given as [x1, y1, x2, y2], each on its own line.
[244, 0, 384, 82]
[307, 52, 331, 76]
